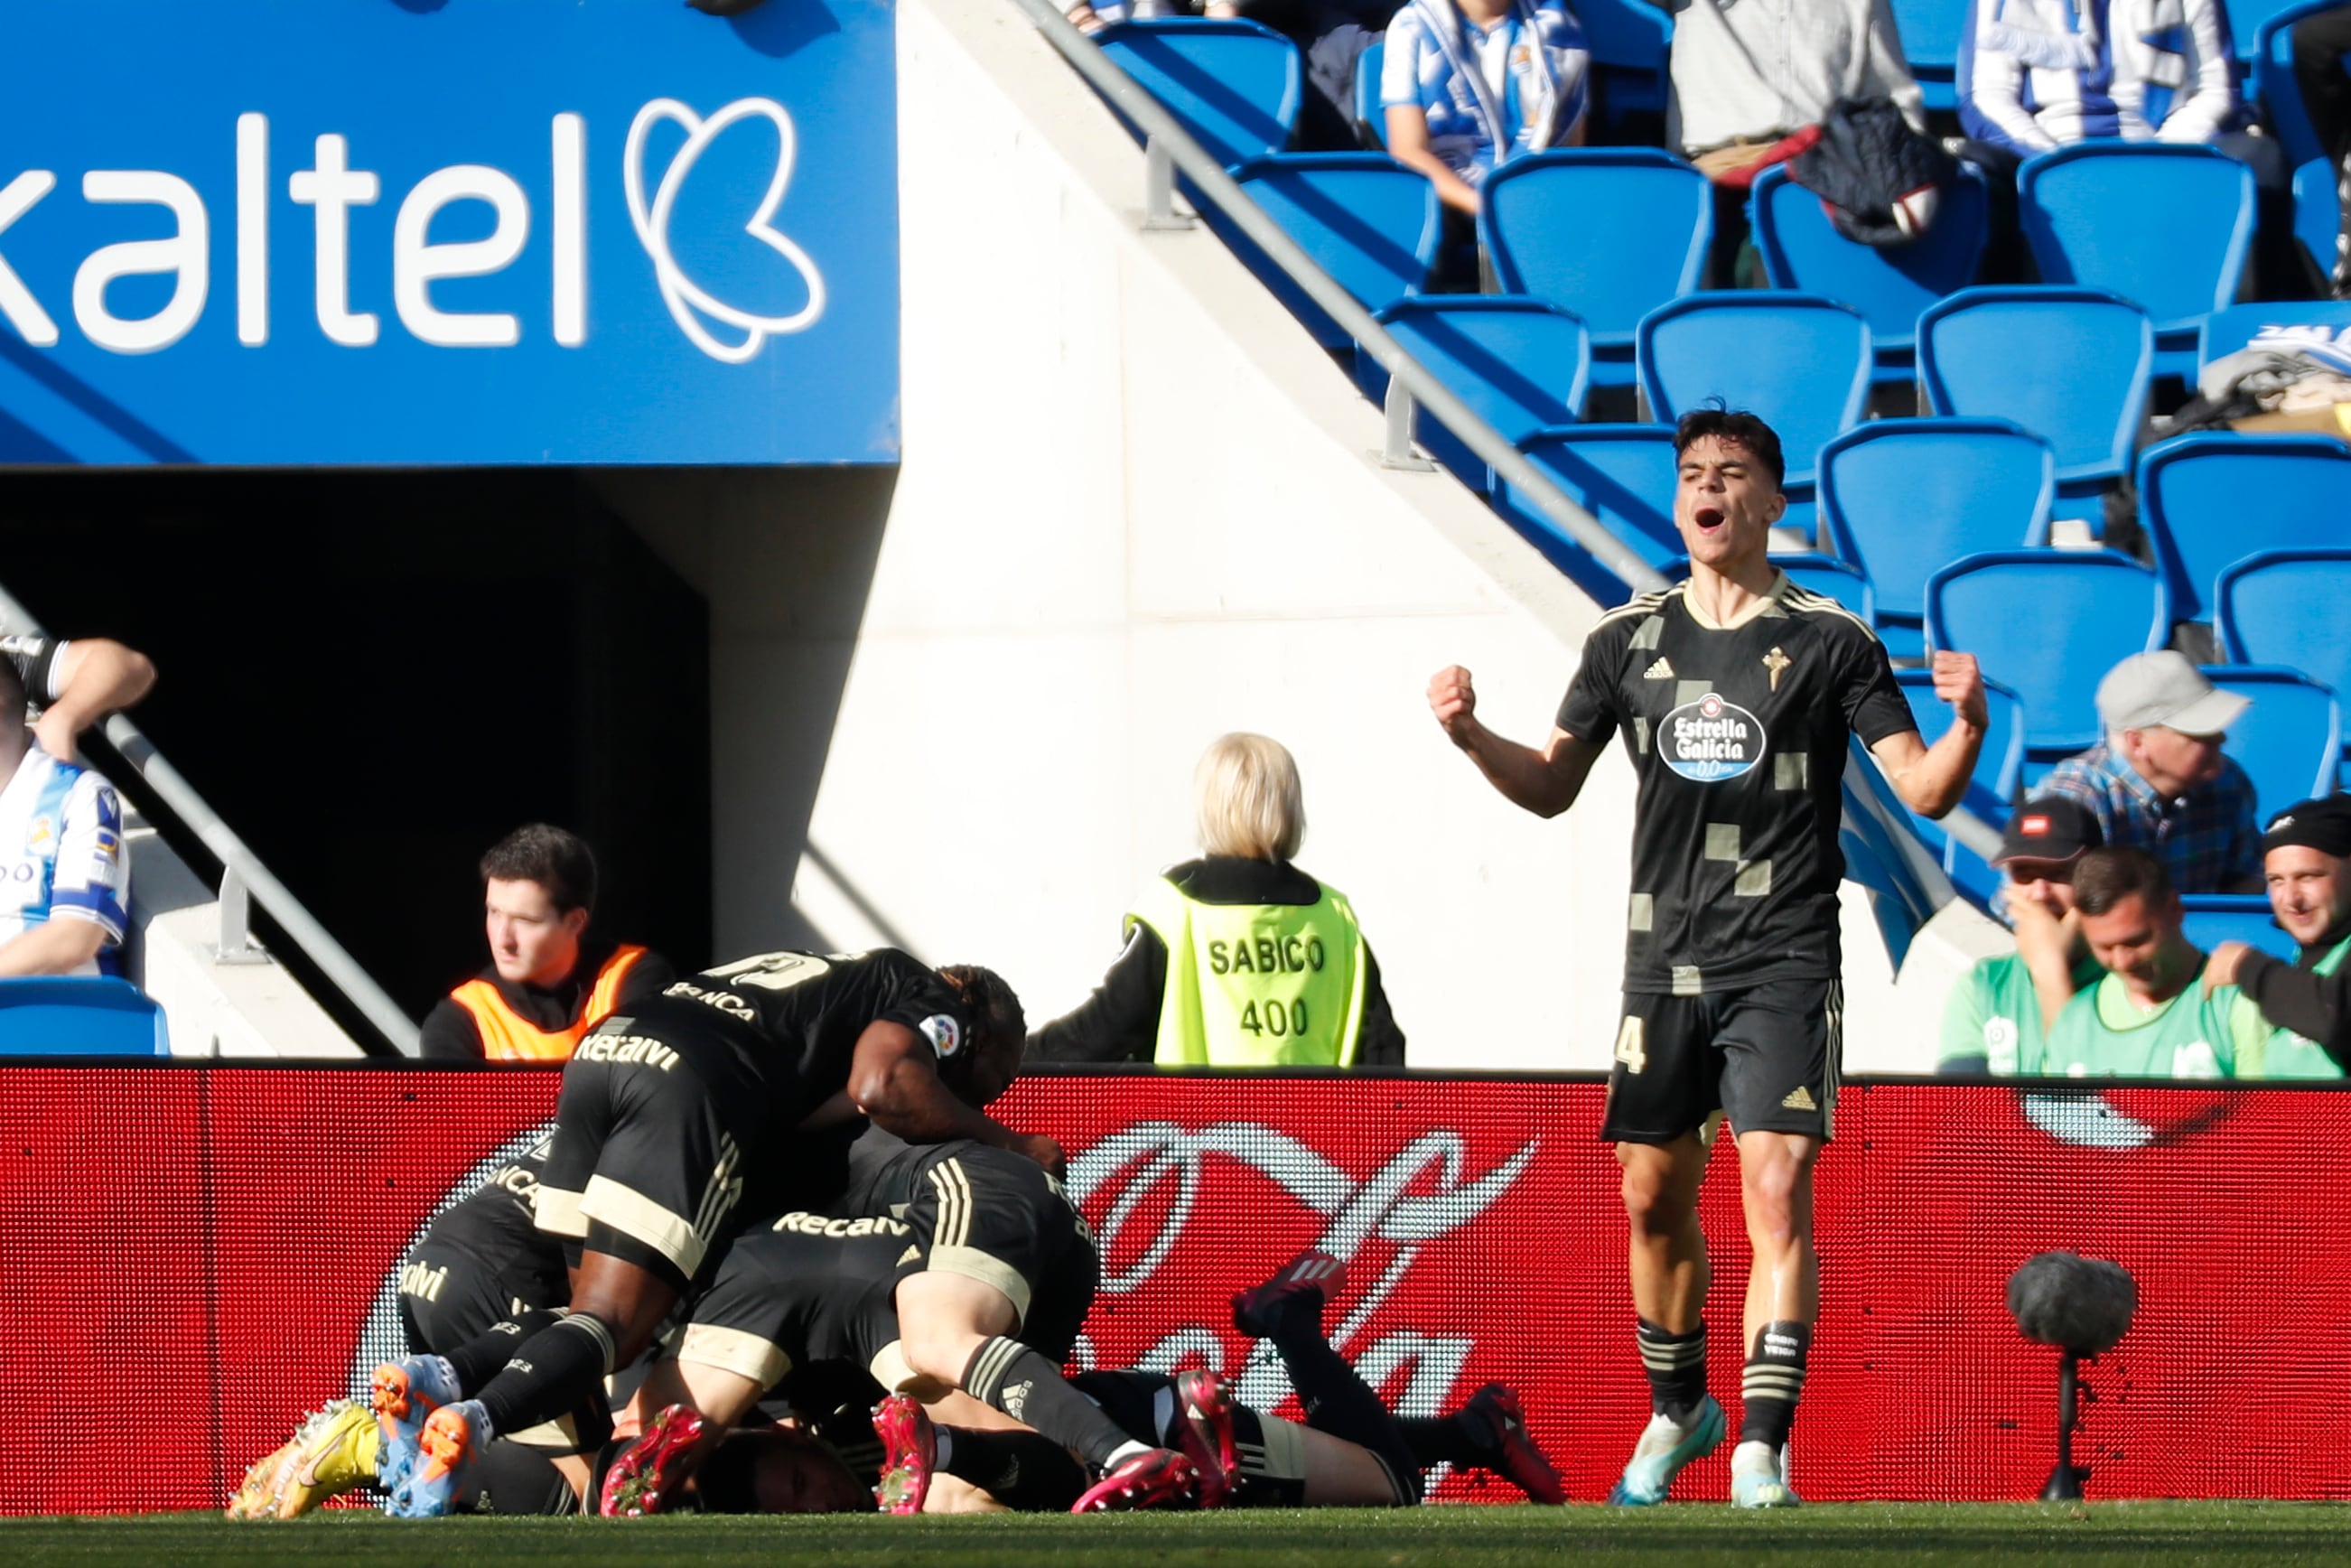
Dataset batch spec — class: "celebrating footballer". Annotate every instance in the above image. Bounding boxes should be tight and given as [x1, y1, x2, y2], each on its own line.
[1428, 408, 1986, 1507]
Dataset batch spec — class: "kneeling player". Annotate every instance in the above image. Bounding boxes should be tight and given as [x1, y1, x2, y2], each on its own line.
[599, 1136, 1198, 1516]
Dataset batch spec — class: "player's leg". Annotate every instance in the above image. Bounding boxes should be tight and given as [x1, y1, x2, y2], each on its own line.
[1602, 994, 1727, 1505]
[890, 1268, 1189, 1509]
[397, 1048, 751, 1517]
[888, 1391, 1092, 1514]
[1232, 1252, 1419, 1505]
[1392, 1384, 1566, 1504]
[1717, 977, 1837, 1509]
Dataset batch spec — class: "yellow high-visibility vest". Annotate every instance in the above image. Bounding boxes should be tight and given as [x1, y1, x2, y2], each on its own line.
[1127, 874, 1368, 1067]
[450, 945, 648, 1062]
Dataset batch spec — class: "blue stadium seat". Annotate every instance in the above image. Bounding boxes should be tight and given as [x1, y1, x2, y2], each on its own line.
[1917, 286, 2152, 518]
[1481, 151, 1712, 389]
[2015, 142, 2255, 379]
[2201, 664, 2344, 817]
[2290, 157, 2344, 285]
[1749, 163, 1990, 380]
[1353, 39, 1384, 147]
[2180, 893, 2297, 961]
[1211, 154, 1441, 349]
[1097, 18, 1302, 171]
[2137, 434, 2351, 624]
[1498, 425, 1680, 600]
[2200, 301, 2351, 368]
[1890, 0, 1969, 110]
[1926, 550, 2170, 763]
[1635, 293, 1871, 528]
[1358, 298, 1592, 491]
[0, 978, 169, 1056]
[1895, 667, 2026, 863]
[1574, 0, 1675, 131]
[2215, 549, 2351, 732]
[1817, 419, 2056, 659]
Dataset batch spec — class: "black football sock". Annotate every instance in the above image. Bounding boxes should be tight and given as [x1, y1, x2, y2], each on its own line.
[1261, 1312, 1420, 1503]
[439, 1309, 565, 1393]
[1738, 1321, 1810, 1451]
[476, 1311, 619, 1440]
[466, 1439, 582, 1516]
[961, 1337, 1143, 1470]
[937, 1425, 1090, 1510]
[1397, 1412, 1488, 1470]
[1637, 1319, 1708, 1424]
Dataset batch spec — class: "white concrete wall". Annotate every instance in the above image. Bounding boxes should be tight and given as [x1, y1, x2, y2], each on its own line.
[123, 814, 362, 1058]
[609, 0, 2009, 1073]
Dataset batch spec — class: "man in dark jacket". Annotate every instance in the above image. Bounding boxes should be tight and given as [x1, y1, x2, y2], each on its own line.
[2202, 796, 2351, 1074]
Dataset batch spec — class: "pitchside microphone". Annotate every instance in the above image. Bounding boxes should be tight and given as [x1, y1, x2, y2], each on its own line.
[2006, 1252, 2137, 1501]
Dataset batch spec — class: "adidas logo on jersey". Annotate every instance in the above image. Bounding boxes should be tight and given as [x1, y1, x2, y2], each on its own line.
[1781, 1086, 1817, 1111]
[1643, 657, 1675, 680]
[897, 1245, 922, 1266]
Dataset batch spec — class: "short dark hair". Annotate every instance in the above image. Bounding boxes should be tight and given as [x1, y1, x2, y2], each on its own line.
[480, 823, 597, 914]
[938, 963, 1024, 1061]
[2072, 846, 2172, 916]
[1674, 406, 1786, 490]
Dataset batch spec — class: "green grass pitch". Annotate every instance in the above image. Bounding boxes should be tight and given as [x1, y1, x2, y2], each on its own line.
[6, 1503, 2347, 1568]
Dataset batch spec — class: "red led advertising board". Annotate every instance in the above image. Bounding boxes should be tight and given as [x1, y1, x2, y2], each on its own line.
[2, 1067, 2343, 1512]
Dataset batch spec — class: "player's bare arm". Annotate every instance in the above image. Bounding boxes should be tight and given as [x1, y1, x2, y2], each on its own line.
[0, 917, 107, 976]
[1867, 650, 1987, 818]
[1427, 665, 1606, 818]
[847, 1020, 1066, 1175]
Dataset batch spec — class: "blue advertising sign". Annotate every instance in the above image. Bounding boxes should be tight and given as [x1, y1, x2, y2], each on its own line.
[0, 1, 899, 465]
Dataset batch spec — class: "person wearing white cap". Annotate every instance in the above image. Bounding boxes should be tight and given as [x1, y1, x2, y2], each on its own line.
[2039, 651, 2263, 895]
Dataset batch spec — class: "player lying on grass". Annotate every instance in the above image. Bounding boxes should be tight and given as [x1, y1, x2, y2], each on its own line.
[874, 1248, 1565, 1514]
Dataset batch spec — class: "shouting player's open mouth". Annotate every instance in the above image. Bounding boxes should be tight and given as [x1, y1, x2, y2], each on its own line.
[1690, 505, 1727, 537]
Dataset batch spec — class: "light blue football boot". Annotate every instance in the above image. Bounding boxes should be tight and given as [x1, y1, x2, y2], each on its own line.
[368, 1354, 461, 1498]
[1729, 1440, 1802, 1508]
[1608, 1395, 1726, 1505]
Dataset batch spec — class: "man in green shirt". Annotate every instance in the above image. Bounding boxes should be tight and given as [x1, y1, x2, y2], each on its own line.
[1938, 798, 2106, 1075]
[2202, 796, 2351, 1080]
[2044, 847, 2268, 1078]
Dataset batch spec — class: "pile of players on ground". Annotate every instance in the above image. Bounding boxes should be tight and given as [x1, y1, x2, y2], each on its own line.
[226, 947, 1560, 1519]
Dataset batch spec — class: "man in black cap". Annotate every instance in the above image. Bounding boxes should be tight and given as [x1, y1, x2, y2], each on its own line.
[1938, 798, 2105, 1075]
[2200, 796, 2351, 1078]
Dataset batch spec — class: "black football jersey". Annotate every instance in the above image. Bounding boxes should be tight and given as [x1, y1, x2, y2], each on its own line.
[616, 947, 973, 1125]
[1556, 576, 1914, 995]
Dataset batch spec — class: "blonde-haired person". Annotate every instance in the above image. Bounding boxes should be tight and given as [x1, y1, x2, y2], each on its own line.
[1029, 733, 1406, 1067]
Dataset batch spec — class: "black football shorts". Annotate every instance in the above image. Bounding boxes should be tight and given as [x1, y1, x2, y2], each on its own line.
[1600, 977, 1842, 1143]
[534, 1017, 772, 1292]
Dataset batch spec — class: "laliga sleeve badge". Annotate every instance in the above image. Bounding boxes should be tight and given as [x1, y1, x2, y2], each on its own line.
[919, 1013, 963, 1059]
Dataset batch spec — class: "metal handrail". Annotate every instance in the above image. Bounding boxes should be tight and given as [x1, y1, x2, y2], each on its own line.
[0, 586, 421, 1056]
[1011, 1, 2009, 868]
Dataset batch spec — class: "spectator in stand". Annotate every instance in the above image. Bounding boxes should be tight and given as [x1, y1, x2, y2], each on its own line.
[1957, 0, 2244, 168]
[1, 631, 155, 764]
[2038, 846, 2263, 1076]
[2041, 652, 2262, 895]
[1939, 798, 2106, 1074]
[2293, 5, 2351, 296]
[2198, 796, 2351, 1078]
[1650, 0, 1922, 284]
[1027, 733, 1405, 1067]
[1382, 0, 1591, 217]
[419, 824, 676, 1062]
[0, 657, 127, 977]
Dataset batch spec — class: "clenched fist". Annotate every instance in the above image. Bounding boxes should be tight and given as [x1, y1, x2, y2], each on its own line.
[1931, 649, 1987, 733]
[1428, 665, 1479, 748]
